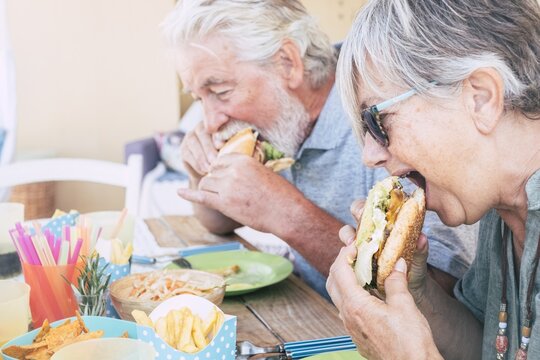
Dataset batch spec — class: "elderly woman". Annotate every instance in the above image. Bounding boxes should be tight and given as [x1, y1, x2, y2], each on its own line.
[326, 0, 540, 359]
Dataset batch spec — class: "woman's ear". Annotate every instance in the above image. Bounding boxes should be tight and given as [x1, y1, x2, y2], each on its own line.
[462, 68, 505, 135]
[273, 39, 304, 90]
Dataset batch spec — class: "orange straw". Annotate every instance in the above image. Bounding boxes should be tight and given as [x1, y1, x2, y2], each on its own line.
[110, 208, 128, 239]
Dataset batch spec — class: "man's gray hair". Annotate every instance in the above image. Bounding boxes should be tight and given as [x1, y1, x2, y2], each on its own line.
[161, 0, 337, 89]
[338, 0, 540, 139]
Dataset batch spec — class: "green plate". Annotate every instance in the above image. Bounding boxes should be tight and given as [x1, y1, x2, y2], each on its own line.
[304, 350, 365, 360]
[166, 250, 294, 296]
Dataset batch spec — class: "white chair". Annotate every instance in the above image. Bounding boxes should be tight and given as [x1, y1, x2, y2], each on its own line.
[0, 155, 143, 216]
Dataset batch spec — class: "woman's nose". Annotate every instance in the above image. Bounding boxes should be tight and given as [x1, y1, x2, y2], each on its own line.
[362, 133, 390, 168]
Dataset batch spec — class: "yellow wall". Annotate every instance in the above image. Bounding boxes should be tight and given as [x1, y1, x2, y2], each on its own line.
[7, 0, 179, 213]
[6, 0, 364, 213]
[302, 0, 365, 42]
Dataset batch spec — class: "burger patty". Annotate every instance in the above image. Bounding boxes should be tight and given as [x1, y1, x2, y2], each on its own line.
[371, 257, 378, 287]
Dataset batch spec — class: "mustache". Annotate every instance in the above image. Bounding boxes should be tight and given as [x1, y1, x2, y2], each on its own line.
[213, 120, 262, 143]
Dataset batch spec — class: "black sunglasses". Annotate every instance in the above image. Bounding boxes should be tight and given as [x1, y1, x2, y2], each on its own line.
[361, 83, 436, 147]
[361, 106, 390, 147]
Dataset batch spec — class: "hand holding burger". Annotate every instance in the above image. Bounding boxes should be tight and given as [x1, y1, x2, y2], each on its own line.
[353, 176, 426, 294]
[327, 191, 438, 360]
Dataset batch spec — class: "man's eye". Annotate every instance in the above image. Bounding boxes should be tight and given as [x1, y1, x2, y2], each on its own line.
[215, 90, 232, 99]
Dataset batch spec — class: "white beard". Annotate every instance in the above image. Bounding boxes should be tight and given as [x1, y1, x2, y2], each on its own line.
[213, 82, 310, 157]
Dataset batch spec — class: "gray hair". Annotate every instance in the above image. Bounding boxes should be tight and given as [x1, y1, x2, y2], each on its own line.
[161, 0, 337, 89]
[339, 0, 540, 139]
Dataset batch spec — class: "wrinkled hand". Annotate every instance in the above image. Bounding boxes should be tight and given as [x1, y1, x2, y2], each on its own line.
[177, 153, 303, 233]
[326, 244, 440, 360]
[345, 198, 430, 303]
[407, 233, 429, 303]
[179, 122, 218, 184]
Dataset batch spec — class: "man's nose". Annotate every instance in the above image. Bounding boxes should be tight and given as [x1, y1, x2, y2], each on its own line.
[202, 101, 228, 134]
[362, 133, 390, 168]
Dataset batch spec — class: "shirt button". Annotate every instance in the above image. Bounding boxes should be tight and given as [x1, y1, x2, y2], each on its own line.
[294, 163, 302, 170]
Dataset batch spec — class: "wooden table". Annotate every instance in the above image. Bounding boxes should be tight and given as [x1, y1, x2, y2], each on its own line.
[145, 216, 347, 347]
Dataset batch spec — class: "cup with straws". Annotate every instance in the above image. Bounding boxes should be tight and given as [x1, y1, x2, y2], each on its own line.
[9, 214, 96, 327]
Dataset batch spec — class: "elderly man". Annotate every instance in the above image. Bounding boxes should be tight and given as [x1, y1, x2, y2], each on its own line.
[161, 0, 476, 297]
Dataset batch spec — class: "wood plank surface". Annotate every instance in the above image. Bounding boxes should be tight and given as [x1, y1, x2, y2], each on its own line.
[145, 218, 187, 248]
[221, 297, 281, 346]
[240, 275, 347, 342]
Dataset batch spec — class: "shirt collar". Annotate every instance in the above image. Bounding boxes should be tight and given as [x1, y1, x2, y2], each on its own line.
[526, 168, 540, 211]
[296, 85, 350, 158]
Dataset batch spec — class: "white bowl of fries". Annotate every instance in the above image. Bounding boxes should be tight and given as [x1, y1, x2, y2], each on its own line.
[109, 269, 226, 322]
[132, 294, 236, 358]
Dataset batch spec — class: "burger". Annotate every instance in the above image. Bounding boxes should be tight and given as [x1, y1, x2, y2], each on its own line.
[218, 128, 295, 172]
[353, 176, 426, 294]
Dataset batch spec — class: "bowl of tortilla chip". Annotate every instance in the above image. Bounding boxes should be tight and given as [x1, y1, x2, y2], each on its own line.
[0, 314, 137, 360]
[109, 269, 225, 322]
[51, 338, 155, 360]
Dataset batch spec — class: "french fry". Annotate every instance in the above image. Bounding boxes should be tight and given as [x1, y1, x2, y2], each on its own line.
[111, 238, 123, 265]
[173, 310, 184, 346]
[202, 307, 218, 338]
[180, 343, 198, 354]
[178, 309, 194, 349]
[131, 310, 154, 328]
[180, 329, 198, 354]
[121, 243, 133, 264]
[192, 315, 207, 349]
[212, 309, 224, 339]
[143, 306, 225, 354]
[155, 317, 168, 345]
[166, 311, 177, 347]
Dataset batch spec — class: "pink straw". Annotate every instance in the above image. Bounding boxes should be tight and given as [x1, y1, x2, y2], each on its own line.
[26, 234, 41, 265]
[43, 229, 59, 264]
[69, 238, 83, 265]
[52, 237, 61, 264]
[65, 225, 71, 243]
[18, 233, 39, 265]
[44, 230, 54, 255]
[13, 225, 38, 265]
[15, 222, 25, 237]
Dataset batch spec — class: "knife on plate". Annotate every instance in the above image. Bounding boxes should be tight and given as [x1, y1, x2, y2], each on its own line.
[132, 241, 244, 264]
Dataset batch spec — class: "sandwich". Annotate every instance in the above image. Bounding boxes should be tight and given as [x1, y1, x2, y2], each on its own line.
[353, 176, 426, 294]
[218, 128, 295, 172]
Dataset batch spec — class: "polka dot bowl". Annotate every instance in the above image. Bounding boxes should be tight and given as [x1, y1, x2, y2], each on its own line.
[138, 294, 237, 360]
